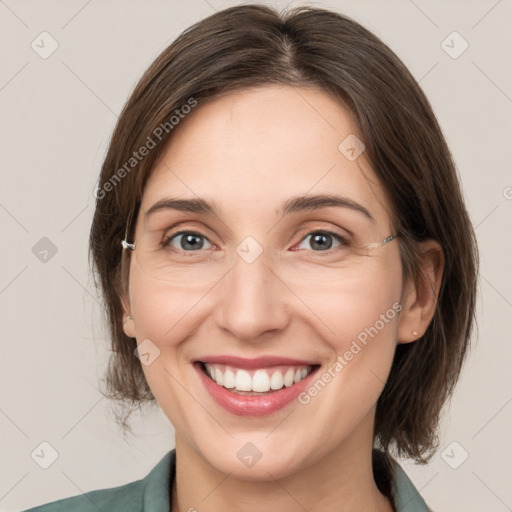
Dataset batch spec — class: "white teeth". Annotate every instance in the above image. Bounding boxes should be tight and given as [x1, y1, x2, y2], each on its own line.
[234, 369, 252, 391]
[203, 363, 313, 393]
[252, 370, 270, 392]
[223, 369, 236, 389]
[270, 371, 284, 390]
[283, 369, 294, 387]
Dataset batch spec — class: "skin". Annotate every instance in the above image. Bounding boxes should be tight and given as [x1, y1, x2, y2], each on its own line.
[122, 85, 444, 512]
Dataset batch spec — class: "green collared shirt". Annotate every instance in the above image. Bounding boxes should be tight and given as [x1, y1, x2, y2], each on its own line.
[24, 450, 430, 511]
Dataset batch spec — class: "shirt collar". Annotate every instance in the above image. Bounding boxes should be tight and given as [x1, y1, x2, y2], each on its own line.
[389, 458, 431, 511]
[141, 449, 430, 511]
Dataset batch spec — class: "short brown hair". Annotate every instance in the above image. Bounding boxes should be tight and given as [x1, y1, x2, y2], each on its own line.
[89, 4, 478, 466]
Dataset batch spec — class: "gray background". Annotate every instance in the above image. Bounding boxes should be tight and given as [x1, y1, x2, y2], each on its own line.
[1, 0, 511, 510]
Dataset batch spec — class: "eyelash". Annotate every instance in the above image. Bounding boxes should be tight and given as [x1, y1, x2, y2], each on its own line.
[161, 229, 350, 256]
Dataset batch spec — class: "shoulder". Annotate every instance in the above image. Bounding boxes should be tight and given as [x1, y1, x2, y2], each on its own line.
[22, 479, 145, 512]
[22, 451, 174, 512]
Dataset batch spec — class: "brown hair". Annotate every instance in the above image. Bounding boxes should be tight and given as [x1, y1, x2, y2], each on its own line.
[89, 3, 478, 472]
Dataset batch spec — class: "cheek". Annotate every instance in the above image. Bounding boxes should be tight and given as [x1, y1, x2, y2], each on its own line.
[127, 272, 204, 429]
[294, 260, 402, 406]
[289, 258, 402, 347]
[292, 283, 401, 443]
[128, 267, 204, 343]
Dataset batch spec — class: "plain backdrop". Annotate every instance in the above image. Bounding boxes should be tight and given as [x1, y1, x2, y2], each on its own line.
[1, 0, 511, 510]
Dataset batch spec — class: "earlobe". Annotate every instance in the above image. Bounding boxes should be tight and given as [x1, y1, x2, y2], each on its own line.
[120, 294, 136, 338]
[397, 240, 444, 344]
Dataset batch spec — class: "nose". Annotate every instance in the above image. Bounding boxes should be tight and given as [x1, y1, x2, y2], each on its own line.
[213, 250, 290, 342]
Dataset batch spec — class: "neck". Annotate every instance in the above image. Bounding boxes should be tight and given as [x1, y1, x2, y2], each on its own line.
[171, 414, 394, 512]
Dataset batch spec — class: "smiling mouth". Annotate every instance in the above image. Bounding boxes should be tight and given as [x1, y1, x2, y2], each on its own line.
[198, 361, 320, 395]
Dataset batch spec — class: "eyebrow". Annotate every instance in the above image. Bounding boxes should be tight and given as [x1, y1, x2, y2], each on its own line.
[145, 194, 375, 223]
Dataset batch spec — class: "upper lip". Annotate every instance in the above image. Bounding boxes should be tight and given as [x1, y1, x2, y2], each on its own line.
[196, 355, 319, 369]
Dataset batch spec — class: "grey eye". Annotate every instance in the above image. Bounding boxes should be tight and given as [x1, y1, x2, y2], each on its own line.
[297, 231, 345, 251]
[165, 232, 213, 251]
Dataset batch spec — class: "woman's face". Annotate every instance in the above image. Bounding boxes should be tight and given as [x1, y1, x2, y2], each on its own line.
[123, 85, 406, 479]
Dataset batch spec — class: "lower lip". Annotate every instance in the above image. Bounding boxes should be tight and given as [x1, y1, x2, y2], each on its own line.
[194, 362, 319, 417]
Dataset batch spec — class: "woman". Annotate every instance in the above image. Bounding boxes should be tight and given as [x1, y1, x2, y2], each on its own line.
[25, 4, 478, 511]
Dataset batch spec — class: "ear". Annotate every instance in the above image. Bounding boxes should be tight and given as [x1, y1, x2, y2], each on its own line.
[120, 293, 136, 338]
[397, 239, 444, 344]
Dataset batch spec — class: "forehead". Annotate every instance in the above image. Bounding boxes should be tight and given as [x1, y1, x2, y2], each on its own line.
[140, 85, 393, 227]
